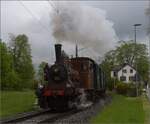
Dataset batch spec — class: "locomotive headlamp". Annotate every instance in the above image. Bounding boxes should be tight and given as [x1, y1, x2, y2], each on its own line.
[54, 68, 59, 73]
[66, 83, 71, 87]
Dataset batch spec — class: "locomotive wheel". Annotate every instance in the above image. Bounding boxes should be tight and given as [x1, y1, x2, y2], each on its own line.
[47, 96, 69, 111]
[38, 96, 48, 109]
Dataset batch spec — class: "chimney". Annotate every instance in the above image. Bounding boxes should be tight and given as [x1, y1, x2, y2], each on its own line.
[55, 44, 62, 63]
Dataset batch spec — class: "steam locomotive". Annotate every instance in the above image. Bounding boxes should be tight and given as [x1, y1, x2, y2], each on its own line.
[36, 44, 106, 110]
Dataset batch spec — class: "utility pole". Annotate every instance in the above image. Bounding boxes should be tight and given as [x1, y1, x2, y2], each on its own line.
[133, 24, 142, 96]
[145, 0, 150, 86]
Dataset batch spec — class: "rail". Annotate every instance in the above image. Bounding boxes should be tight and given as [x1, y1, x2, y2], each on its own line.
[0, 109, 50, 124]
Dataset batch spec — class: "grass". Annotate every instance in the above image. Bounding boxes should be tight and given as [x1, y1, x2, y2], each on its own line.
[91, 94, 145, 124]
[0, 90, 36, 119]
[142, 94, 150, 124]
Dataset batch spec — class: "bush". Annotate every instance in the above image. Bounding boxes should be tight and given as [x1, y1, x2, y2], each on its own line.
[1, 71, 21, 91]
[116, 82, 137, 97]
[116, 83, 129, 95]
[127, 83, 137, 97]
[107, 78, 114, 91]
[106, 78, 121, 91]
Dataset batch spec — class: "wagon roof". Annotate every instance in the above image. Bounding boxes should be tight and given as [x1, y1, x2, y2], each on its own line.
[71, 57, 95, 64]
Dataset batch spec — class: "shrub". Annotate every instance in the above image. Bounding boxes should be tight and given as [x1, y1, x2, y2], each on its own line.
[107, 78, 114, 91]
[107, 78, 121, 91]
[127, 83, 137, 97]
[116, 83, 129, 95]
[116, 82, 138, 97]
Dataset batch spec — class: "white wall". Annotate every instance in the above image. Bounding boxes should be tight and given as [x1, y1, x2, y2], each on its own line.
[111, 71, 114, 78]
[117, 65, 136, 83]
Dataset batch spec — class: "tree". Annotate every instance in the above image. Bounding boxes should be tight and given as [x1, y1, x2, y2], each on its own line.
[115, 40, 148, 66]
[136, 55, 149, 82]
[10, 34, 35, 89]
[0, 41, 20, 90]
[101, 40, 149, 87]
[115, 41, 149, 82]
[37, 61, 47, 84]
[100, 50, 116, 90]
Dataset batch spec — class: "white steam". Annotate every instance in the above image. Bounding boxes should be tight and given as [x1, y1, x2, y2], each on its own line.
[50, 2, 118, 57]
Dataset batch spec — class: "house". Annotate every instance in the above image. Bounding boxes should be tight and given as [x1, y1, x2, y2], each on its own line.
[111, 63, 138, 83]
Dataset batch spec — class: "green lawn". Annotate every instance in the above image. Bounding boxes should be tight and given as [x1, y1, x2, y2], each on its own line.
[142, 94, 150, 124]
[0, 90, 36, 119]
[91, 94, 145, 124]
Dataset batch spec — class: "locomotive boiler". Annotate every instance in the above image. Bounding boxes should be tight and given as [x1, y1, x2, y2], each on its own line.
[36, 44, 106, 110]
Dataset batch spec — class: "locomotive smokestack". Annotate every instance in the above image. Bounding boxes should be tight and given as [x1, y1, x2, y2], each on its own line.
[76, 44, 78, 57]
[55, 44, 62, 63]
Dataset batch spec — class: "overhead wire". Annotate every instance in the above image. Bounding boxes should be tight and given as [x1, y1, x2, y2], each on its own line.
[18, 0, 59, 63]
[47, 0, 56, 11]
[18, 0, 51, 32]
[47, 0, 59, 14]
[18, 0, 99, 60]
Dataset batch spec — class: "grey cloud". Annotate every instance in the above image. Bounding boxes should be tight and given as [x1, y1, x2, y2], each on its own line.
[1, 1, 149, 66]
[90, 1, 149, 41]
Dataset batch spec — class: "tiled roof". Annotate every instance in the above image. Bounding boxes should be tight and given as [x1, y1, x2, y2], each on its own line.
[112, 63, 136, 72]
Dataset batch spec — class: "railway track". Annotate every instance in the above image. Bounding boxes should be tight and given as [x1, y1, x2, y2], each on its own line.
[0, 95, 110, 124]
[38, 109, 81, 123]
[0, 109, 50, 124]
[0, 109, 81, 124]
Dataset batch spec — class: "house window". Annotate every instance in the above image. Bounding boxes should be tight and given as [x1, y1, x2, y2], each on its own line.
[120, 76, 126, 81]
[122, 69, 127, 73]
[114, 72, 117, 77]
[130, 69, 133, 73]
[129, 76, 134, 81]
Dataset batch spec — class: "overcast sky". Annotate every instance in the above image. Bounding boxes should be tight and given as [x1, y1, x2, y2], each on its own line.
[1, 1, 149, 65]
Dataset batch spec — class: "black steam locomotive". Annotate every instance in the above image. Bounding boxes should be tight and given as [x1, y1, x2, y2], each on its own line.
[36, 44, 106, 110]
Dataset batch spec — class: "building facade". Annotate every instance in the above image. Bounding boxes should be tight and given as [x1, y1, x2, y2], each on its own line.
[111, 64, 137, 83]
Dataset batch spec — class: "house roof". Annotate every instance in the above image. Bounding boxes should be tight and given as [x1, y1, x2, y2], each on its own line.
[112, 63, 136, 72]
[112, 65, 122, 71]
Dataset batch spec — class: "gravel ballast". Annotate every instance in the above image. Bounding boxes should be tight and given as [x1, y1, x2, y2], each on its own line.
[54, 95, 112, 124]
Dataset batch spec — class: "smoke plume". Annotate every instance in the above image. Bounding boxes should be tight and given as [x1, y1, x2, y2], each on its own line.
[50, 2, 118, 57]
